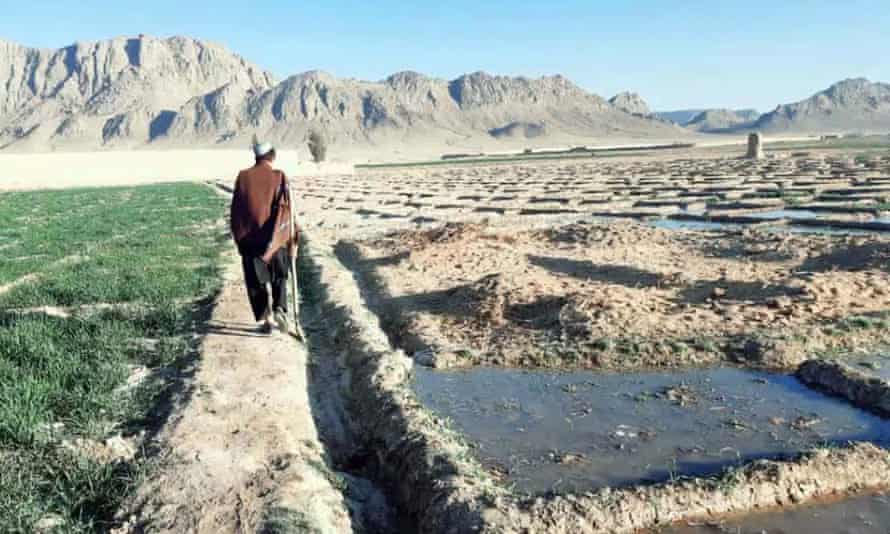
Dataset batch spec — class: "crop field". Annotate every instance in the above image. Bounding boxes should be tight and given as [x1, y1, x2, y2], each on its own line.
[5, 148, 890, 532]
[289, 148, 890, 532]
[0, 183, 226, 533]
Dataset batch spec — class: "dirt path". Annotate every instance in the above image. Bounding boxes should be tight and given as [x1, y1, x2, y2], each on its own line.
[117, 253, 361, 533]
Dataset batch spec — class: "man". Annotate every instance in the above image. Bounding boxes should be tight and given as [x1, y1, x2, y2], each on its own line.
[230, 141, 293, 334]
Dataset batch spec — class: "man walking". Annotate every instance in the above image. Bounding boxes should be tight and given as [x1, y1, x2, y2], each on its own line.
[230, 141, 294, 334]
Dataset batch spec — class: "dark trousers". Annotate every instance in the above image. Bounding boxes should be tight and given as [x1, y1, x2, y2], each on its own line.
[241, 248, 289, 321]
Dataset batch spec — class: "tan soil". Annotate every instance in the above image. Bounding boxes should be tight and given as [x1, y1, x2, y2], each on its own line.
[513, 443, 890, 533]
[798, 359, 890, 416]
[347, 220, 890, 369]
[303, 236, 506, 533]
[116, 253, 360, 534]
[0, 150, 353, 192]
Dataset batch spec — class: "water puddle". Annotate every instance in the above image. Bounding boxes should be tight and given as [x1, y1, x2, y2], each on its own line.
[777, 225, 873, 236]
[670, 492, 890, 534]
[747, 209, 820, 220]
[413, 367, 890, 495]
[651, 219, 741, 231]
[650, 219, 872, 236]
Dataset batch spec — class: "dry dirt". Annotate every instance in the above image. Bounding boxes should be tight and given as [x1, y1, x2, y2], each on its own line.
[0, 150, 353, 192]
[346, 220, 890, 369]
[116, 253, 374, 534]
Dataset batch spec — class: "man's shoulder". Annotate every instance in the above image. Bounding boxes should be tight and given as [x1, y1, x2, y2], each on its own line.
[241, 164, 283, 180]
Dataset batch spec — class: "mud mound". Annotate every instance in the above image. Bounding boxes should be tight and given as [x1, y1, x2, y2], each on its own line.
[449, 273, 511, 325]
[557, 291, 653, 337]
[535, 222, 669, 248]
[536, 223, 607, 245]
[424, 222, 487, 245]
[377, 222, 490, 252]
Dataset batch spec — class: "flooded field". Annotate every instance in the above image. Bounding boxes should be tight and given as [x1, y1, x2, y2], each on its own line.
[301, 152, 890, 237]
[414, 366, 890, 495]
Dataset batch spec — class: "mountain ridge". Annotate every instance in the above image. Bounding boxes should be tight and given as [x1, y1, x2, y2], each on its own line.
[752, 78, 890, 133]
[0, 35, 686, 153]
[2, 35, 887, 155]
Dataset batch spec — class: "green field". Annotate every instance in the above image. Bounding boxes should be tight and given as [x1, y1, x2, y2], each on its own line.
[0, 183, 227, 532]
[763, 135, 890, 153]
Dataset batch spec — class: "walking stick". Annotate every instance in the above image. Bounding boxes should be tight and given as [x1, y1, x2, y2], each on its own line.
[287, 181, 306, 342]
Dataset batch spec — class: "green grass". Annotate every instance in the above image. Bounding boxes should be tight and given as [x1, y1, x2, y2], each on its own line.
[763, 135, 890, 153]
[0, 182, 227, 532]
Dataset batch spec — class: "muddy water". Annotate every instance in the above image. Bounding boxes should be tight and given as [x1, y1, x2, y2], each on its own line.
[413, 367, 890, 495]
[651, 220, 742, 231]
[650, 219, 872, 236]
[748, 209, 820, 220]
[670, 492, 890, 534]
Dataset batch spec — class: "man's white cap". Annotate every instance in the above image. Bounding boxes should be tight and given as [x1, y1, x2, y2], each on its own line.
[253, 141, 274, 158]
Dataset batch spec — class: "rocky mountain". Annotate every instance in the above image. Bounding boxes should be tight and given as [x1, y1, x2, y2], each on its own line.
[685, 108, 760, 132]
[654, 108, 759, 127]
[608, 92, 650, 116]
[753, 78, 890, 133]
[0, 36, 685, 153]
[0, 36, 275, 150]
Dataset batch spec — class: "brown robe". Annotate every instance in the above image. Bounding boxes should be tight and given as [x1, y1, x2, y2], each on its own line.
[230, 162, 289, 258]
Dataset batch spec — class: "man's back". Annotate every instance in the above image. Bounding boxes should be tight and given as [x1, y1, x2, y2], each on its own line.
[230, 162, 285, 257]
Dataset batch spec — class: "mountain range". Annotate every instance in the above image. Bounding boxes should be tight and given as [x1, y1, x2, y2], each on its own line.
[655, 79, 890, 135]
[0, 35, 684, 155]
[1, 35, 888, 156]
[752, 78, 890, 133]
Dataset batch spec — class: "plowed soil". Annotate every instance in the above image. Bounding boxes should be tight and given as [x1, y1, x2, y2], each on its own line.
[347, 220, 890, 369]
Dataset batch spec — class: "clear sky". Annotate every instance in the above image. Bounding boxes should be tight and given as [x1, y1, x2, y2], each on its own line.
[1, 1, 887, 111]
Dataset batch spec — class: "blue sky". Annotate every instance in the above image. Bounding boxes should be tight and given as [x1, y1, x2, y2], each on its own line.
[1, 1, 887, 111]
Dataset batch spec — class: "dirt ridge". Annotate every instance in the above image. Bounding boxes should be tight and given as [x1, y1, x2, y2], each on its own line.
[798, 359, 890, 416]
[519, 443, 890, 533]
[301, 234, 509, 533]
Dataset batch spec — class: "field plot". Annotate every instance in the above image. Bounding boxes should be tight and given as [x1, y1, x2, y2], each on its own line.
[0, 184, 226, 532]
[344, 221, 890, 370]
[416, 366, 890, 495]
[295, 149, 890, 532]
[299, 152, 890, 238]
